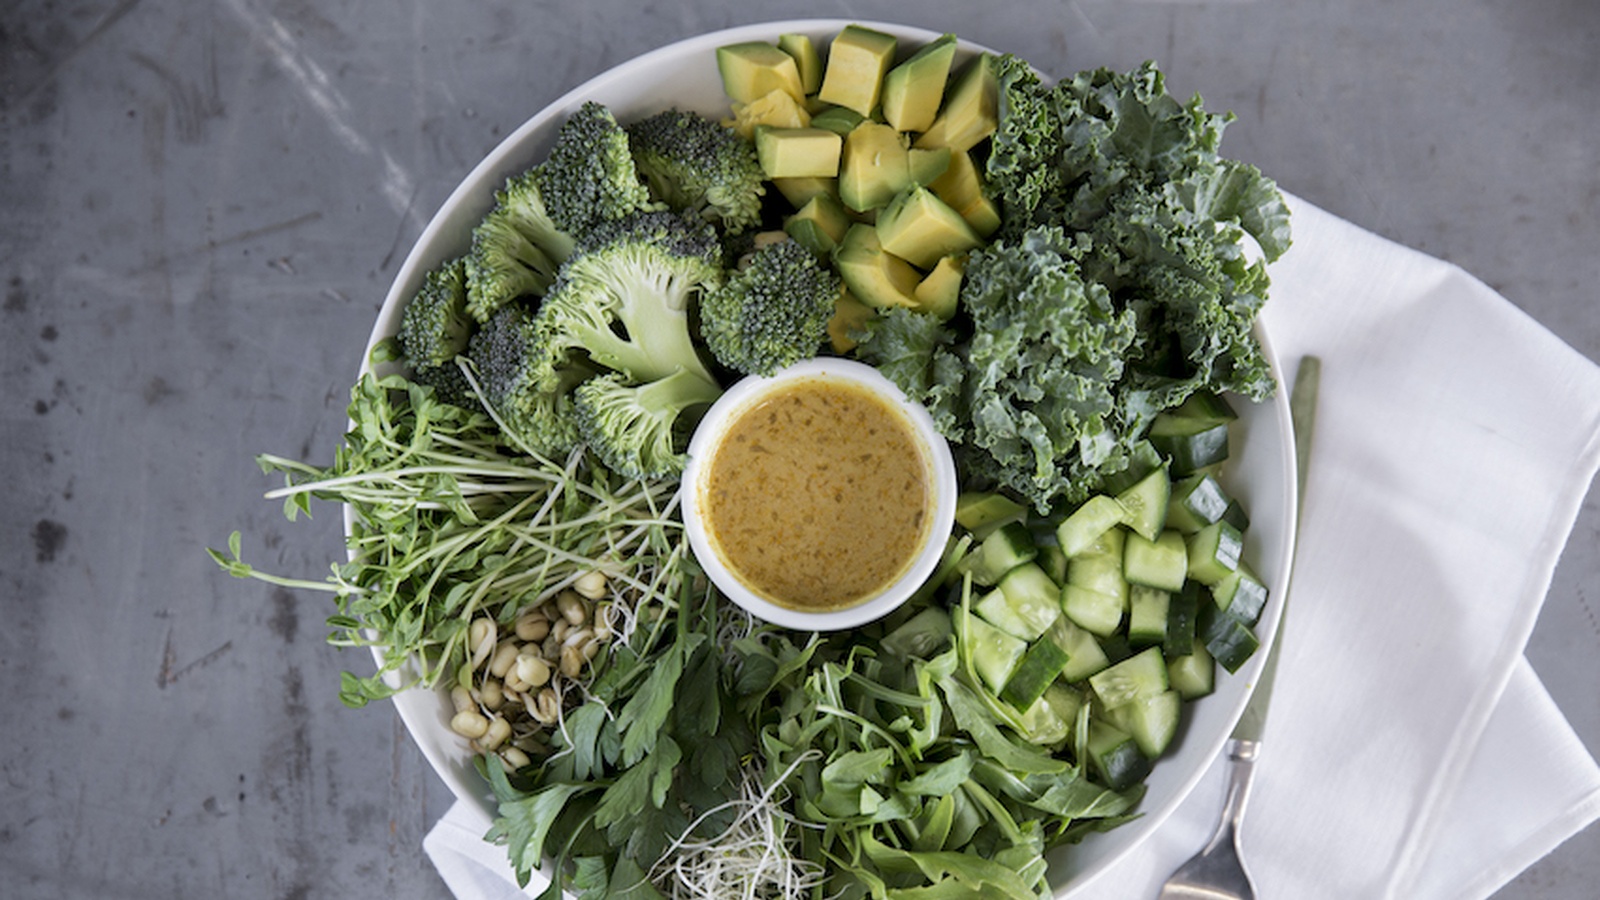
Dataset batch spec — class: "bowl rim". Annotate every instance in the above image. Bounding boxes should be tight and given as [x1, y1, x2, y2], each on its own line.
[351, 18, 1299, 898]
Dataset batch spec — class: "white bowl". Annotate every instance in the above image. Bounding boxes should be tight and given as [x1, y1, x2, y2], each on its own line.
[680, 358, 959, 631]
[357, 19, 1298, 897]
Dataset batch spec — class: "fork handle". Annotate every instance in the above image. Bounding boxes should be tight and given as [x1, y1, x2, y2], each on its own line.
[1205, 738, 1260, 852]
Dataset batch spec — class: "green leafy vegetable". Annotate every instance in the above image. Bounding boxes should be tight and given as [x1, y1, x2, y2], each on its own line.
[209, 369, 689, 707]
[858, 58, 1288, 513]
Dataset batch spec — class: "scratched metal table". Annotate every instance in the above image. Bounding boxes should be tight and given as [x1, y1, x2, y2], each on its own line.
[3, 1, 1596, 897]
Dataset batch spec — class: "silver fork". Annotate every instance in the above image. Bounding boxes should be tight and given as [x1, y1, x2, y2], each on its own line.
[1157, 733, 1262, 899]
[1157, 356, 1321, 900]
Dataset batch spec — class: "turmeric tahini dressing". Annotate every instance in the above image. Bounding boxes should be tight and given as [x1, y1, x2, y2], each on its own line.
[702, 377, 932, 612]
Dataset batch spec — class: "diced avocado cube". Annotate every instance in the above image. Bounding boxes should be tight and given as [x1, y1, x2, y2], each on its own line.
[727, 88, 811, 139]
[913, 254, 964, 321]
[755, 127, 842, 178]
[876, 186, 982, 270]
[928, 148, 985, 212]
[818, 24, 898, 116]
[959, 193, 1001, 239]
[832, 223, 920, 310]
[784, 192, 853, 257]
[770, 176, 837, 209]
[717, 42, 806, 105]
[882, 34, 958, 133]
[826, 288, 876, 354]
[912, 53, 998, 152]
[809, 105, 866, 136]
[777, 33, 824, 94]
[839, 122, 911, 212]
[907, 147, 953, 187]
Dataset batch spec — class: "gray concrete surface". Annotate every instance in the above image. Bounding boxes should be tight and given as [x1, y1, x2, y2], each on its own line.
[2, 1, 1596, 897]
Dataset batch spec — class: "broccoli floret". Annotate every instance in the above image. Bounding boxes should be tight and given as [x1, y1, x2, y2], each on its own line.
[464, 171, 574, 323]
[465, 304, 591, 458]
[399, 257, 475, 369]
[397, 257, 482, 409]
[573, 369, 721, 480]
[538, 101, 654, 238]
[625, 109, 767, 234]
[700, 237, 839, 377]
[533, 210, 723, 388]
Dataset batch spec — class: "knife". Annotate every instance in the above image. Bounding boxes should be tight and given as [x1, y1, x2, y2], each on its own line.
[1229, 354, 1320, 747]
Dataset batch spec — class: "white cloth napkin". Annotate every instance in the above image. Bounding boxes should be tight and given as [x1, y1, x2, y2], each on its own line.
[424, 196, 1600, 898]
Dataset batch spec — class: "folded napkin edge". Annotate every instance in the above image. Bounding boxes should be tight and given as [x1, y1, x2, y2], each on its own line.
[1387, 411, 1600, 896]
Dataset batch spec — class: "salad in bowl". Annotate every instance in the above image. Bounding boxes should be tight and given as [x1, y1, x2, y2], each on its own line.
[213, 19, 1298, 900]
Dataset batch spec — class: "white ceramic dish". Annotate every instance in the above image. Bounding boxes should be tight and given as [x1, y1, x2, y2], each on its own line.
[681, 357, 959, 631]
[356, 19, 1298, 897]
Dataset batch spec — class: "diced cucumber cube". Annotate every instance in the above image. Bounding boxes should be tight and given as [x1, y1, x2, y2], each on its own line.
[1087, 720, 1150, 790]
[1098, 440, 1165, 497]
[1037, 543, 1068, 585]
[1044, 617, 1111, 683]
[1113, 689, 1182, 758]
[1088, 646, 1169, 710]
[1123, 530, 1188, 592]
[1012, 692, 1072, 746]
[1056, 495, 1127, 557]
[996, 562, 1063, 639]
[1212, 564, 1269, 626]
[1062, 583, 1123, 637]
[1186, 520, 1243, 586]
[1169, 390, 1238, 422]
[1041, 682, 1085, 725]
[1150, 415, 1230, 476]
[958, 607, 1027, 693]
[1001, 639, 1071, 709]
[1167, 638, 1215, 700]
[1067, 543, 1128, 602]
[1163, 581, 1202, 660]
[1114, 465, 1170, 541]
[1097, 631, 1135, 666]
[1127, 585, 1170, 648]
[881, 606, 952, 659]
[1199, 605, 1260, 674]
[1167, 473, 1232, 534]
[958, 520, 1036, 586]
[954, 491, 1027, 537]
[1221, 498, 1251, 532]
